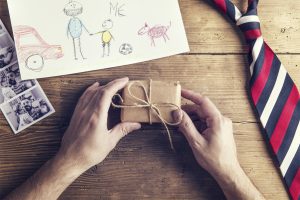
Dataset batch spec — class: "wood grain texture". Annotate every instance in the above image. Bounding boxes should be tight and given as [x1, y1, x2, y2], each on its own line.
[1, 0, 300, 199]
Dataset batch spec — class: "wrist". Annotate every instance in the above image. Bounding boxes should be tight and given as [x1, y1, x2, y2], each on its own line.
[212, 163, 245, 187]
[212, 164, 262, 199]
[53, 151, 88, 176]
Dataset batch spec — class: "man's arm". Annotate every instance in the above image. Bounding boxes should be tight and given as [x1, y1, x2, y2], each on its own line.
[4, 154, 84, 200]
[90, 30, 104, 36]
[5, 77, 141, 200]
[81, 22, 90, 35]
[173, 89, 265, 200]
[66, 21, 71, 38]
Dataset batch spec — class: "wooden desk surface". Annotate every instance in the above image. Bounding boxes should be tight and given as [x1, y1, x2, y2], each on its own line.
[0, 0, 299, 199]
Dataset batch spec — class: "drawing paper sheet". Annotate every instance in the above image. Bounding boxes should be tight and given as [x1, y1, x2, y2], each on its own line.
[7, 0, 190, 80]
[0, 19, 54, 134]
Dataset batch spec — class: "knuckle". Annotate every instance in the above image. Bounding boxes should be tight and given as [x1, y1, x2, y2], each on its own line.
[84, 91, 92, 99]
[183, 120, 192, 130]
[120, 125, 129, 136]
[191, 139, 202, 149]
[89, 115, 99, 128]
[212, 114, 223, 124]
[100, 88, 110, 98]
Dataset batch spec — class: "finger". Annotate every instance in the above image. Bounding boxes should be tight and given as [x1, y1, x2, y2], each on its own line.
[83, 82, 100, 96]
[98, 77, 129, 109]
[110, 122, 141, 143]
[76, 82, 100, 111]
[79, 82, 100, 101]
[182, 89, 221, 120]
[173, 109, 205, 147]
[181, 104, 206, 119]
[86, 82, 100, 92]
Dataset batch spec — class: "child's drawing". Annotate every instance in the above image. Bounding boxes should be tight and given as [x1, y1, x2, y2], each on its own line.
[8, 0, 189, 80]
[91, 19, 114, 57]
[119, 43, 133, 55]
[13, 26, 63, 72]
[110, 2, 126, 17]
[138, 22, 171, 47]
[64, 0, 90, 60]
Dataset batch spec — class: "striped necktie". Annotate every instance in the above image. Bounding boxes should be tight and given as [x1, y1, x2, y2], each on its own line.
[209, 0, 300, 199]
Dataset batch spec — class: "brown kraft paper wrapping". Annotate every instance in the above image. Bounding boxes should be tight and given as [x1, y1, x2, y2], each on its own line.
[120, 80, 181, 123]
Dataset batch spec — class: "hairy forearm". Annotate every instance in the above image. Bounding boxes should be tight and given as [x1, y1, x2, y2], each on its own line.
[4, 154, 84, 200]
[214, 165, 265, 200]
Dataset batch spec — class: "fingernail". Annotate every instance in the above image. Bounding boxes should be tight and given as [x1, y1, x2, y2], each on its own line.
[132, 123, 142, 130]
[135, 123, 142, 129]
[172, 110, 182, 122]
[119, 77, 129, 81]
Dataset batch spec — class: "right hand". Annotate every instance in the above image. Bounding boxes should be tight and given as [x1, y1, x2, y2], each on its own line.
[173, 89, 240, 180]
[58, 78, 141, 173]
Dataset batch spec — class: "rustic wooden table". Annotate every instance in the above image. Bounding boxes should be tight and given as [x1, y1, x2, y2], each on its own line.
[0, 0, 299, 199]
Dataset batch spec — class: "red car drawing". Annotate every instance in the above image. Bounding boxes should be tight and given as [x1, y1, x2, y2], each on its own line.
[13, 26, 63, 72]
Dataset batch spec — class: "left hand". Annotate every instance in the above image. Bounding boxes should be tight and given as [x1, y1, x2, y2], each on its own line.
[57, 77, 141, 173]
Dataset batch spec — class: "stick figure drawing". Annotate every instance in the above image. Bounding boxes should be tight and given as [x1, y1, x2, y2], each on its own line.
[63, 0, 90, 60]
[90, 19, 114, 57]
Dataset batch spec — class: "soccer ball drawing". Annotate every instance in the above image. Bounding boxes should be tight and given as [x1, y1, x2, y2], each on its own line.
[119, 43, 133, 55]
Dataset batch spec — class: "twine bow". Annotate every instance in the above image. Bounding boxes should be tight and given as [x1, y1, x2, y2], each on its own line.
[112, 80, 183, 150]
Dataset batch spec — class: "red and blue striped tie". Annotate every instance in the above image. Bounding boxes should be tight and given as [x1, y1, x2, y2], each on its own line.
[209, 0, 300, 199]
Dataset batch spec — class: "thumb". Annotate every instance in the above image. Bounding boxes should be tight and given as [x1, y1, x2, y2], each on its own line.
[111, 122, 141, 142]
[173, 110, 205, 147]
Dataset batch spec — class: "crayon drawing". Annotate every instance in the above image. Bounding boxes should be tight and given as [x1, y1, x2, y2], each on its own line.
[110, 2, 126, 17]
[91, 19, 114, 57]
[64, 0, 90, 60]
[7, 0, 189, 79]
[138, 22, 171, 47]
[119, 43, 133, 55]
[13, 26, 63, 72]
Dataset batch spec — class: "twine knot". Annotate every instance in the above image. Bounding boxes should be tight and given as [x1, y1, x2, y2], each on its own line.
[112, 80, 183, 150]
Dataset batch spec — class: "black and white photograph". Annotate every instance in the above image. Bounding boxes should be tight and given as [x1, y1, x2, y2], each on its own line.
[0, 33, 17, 69]
[1, 86, 54, 134]
[0, 63, 36, 104]
[0, 23, 5, 35]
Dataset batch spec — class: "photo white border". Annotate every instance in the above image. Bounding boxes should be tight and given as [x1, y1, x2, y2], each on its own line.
[0, 82, 55, 134]
[0, 61, 37, 106]
[0, 19, 18, 69]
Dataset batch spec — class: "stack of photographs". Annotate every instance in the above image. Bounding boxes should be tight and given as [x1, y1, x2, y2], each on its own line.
[0, 19, 54, 134]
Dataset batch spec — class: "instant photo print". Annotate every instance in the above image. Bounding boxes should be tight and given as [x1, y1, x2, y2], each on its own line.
[1, 84, 54, 134]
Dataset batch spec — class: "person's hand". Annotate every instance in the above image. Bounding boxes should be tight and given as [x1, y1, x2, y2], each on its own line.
[173, 89, 265, 200]
[4, 78, 142, 200]
[57, 77, 141, 173]
[173, 89, 239, 179]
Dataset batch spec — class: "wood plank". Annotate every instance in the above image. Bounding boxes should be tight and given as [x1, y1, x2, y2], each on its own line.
[0, 123, 289, 199]
[13, 54, 300, 123]
[1, 54, 298, 199]
[1, 0, 300, 53]
[183, 0, 300, 53]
